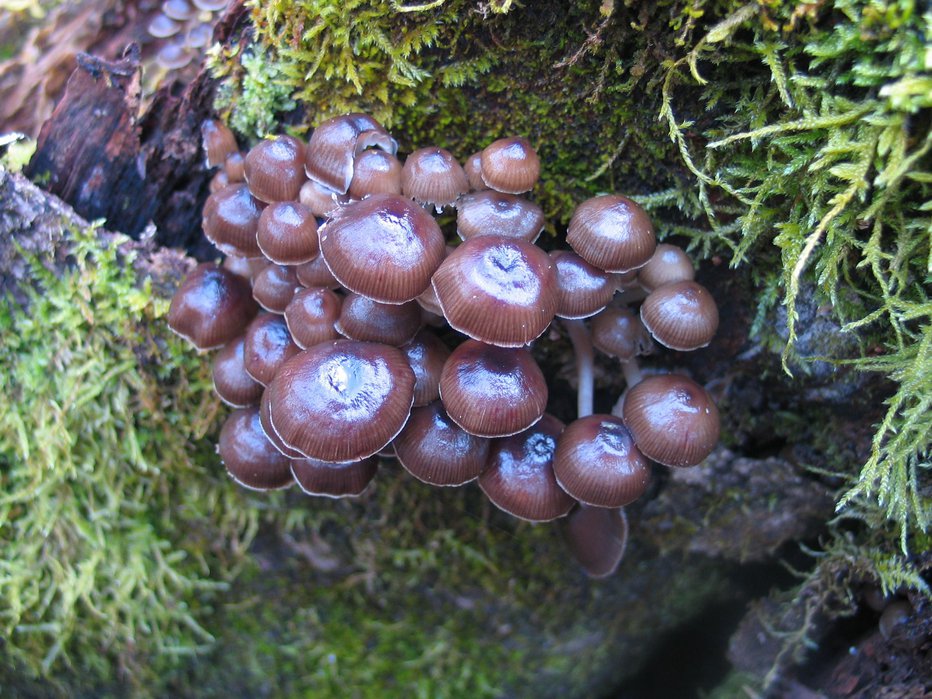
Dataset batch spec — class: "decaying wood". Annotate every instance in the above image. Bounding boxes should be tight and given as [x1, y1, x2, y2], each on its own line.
[18, 0, 251, 254]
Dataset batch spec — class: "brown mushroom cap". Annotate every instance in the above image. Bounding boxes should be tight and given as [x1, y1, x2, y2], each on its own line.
[256, 201, 320, 265]
[291, 456, 379, 498]
[564, 506, 628, 579]
[335, 294, 422, 347]
[622, 374, 720, 468]
[258, 388, 304, 459]
[168, 263, 259, 350]
[298, 178, 348, 219]
[401, 147, 469, 208]
[224, 151, 246, 182]
[400, 329, 450, 407]
[283, 287, 342, 350]
[590, 306, 654, 361]
[267, 340, 415, 462]
[456, 191, 544, 243]
[439, 340, 547, 438]
[223, 255, 270, 284]
[243, 135, 307, 203]
[393, 401, 490, 486]
[209, 170, 230, 194]
[552, 414, 650, 508]
[550, 250, 618, 319]
[431, 236, 557, 347]
[295, 254, 340, 290]
[479, 137, 540, 194]
[639, 280, 719, 351]
[201, 119, 238, 168]
[637, 243, 695, 292]
[304, 113, 397, 194]
[350, 148, 403, 199]
[148, 13, 180, 39]
[566, 195, 656, 273]
[212, 335, 264, 407]
[463, 151, 486, 191]
[202, 183, 264, 258]
[243, 313, 301, 386]
[478, 414, 575, 522]
[252, 264, 300, 314]
[218, 407, 294, 491]
[319, 194, 445, 304]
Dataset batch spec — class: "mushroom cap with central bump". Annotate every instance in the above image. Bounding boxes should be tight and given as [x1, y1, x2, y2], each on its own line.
[478, 413, 575, 522]
[432, 236, 557, 347]
[480, 137, 540, 194]
[567, 194, 656, 273]
[244, 135, 306, 203]
[622, 374, 720, 468]
[202, 183, 263, 258]
[456, 191, 544, 243]
[267, 340, 415, 462]
[438, 339, 547, 438]
[319, 194, 445, 304]
[401, 147, 469, 208]
[550, 250, 618, 320]
[553, 414, 650, 508]
[305, 113, 397, 194]
[640, 280, 719, 351]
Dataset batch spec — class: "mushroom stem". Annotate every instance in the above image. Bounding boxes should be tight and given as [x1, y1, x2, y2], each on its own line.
[610, 357, 643, 417]
[563, 318, 594, 419]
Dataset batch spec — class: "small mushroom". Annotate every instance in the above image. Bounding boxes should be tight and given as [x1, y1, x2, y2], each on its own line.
[640, 280, 719, 351]
[480, 137, 540, 194]
[218, 407, 294, 491]
[401, 147, 469, 209]
[567, 194, 656, 273]
[291, 456, 379, 498]
[167, 263, 258, 350]
[243, 135, 307, 203]
[256, 201, 319, 266]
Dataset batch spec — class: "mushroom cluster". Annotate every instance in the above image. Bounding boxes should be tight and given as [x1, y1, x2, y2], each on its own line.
[168, 114, 721, 578]
[146, 0, 229, 72]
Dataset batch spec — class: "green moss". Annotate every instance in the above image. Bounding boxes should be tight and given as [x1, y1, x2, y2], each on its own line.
[0, 228, 255, 680]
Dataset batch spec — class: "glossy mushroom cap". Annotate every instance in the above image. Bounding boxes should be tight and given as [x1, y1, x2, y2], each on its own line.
[463, 151, 486, 191]
[202, 119, 238, 167]
[224, 152, 246, 182]
[319, 194, 445, 304]
[456, 191, 544, 243]
[550, 250, 618, 320]
[393, 401, 490, 486]
[553, 415, 650, 508]
[400, 329, 450, 406]
[168, 263, 258, 350]
[295, 254, 340, 290]
[478, 414, 575, 522]
[258, 388, 304, 458]
[638, 243, 695, 291]
[252, 264, 300, 314]
[202, 183, 263, 258]
[431, 236, 557, 347]
[401, 147, 469, 208]
[212, 335, 264, 407]
[218, 407, 294, 491]
[622, 374, 720, 468]
[439, 340, 547, 438]
[267, 340, 415, 462]
[590, 306, 654, 361]
[349, 149, 403, 198]
[283, 287, 342, 350]
[149, 14, 180, 39]
[291, 456, 379, 498]
[335, 294, 422, 346]
[298, 178, 347, 218]
[640, 280, 719, 351]
[244, 135, 307, 203]
[243, 313, 301, 386]
[567, 195, 656, 273]
[304, 113, 397, 194]
[564, 506, 628, 579]
[256, 201, 319, 265]
[480, 137, 540, 194]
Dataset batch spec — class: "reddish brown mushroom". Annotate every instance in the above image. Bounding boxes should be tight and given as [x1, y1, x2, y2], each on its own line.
[168, 263, 258, 351]
[639, 280, 719, 351]
[266, 340, 415, 462]
[431, 236, 557, 347]
[478, 414, 575, 521]
[439, 340, 547, 438]
[291, 456, 379, 498]
[480, 137, 540, 194]
[243, 135, 307, 203]
[401, 147, 469, 209]
[218, 407, 294, 491]
[567, 195, 656, 273]
[552, 414, 650, 508]
[622, 374, 720, 468]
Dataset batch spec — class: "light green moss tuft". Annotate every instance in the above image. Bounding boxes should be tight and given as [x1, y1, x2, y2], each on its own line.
[0, 228, 258, 678]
